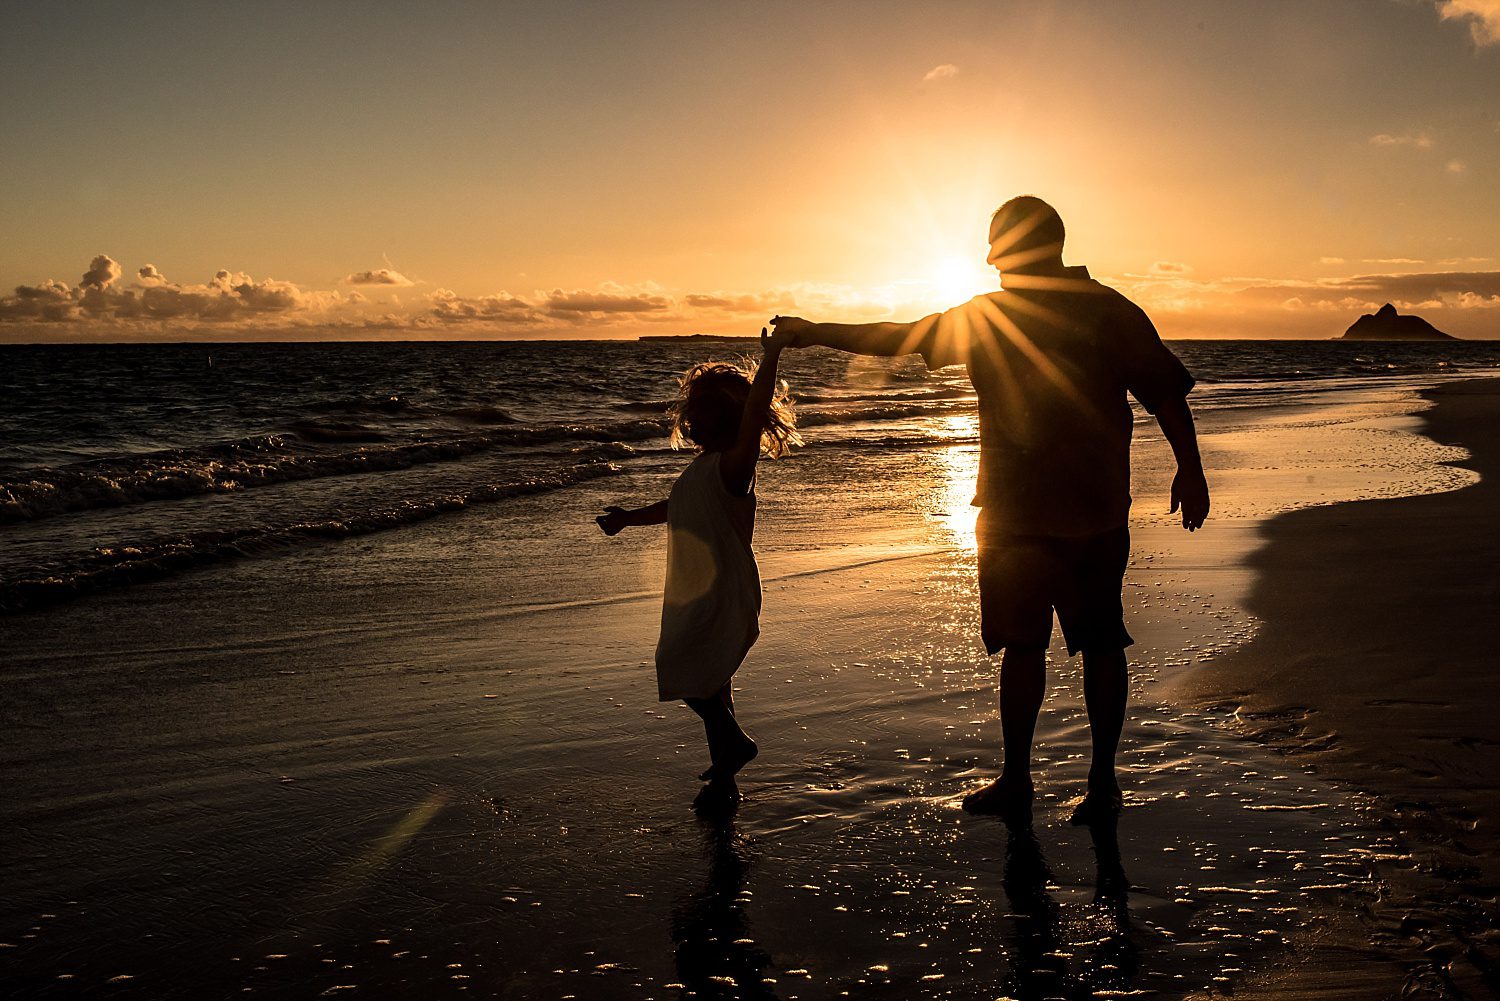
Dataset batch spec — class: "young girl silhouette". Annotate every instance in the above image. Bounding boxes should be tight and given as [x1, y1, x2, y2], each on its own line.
[597, 328, 799, 802]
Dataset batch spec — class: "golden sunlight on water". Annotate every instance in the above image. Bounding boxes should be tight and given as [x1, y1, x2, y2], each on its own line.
[935, 414, 980, 550]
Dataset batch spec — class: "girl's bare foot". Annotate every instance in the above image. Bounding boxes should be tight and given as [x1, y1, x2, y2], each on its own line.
[699, 734, 758, 782]
[961, 775, 1034, 818]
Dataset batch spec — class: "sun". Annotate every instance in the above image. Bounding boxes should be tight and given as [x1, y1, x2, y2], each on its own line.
[928, 253, 995, 306]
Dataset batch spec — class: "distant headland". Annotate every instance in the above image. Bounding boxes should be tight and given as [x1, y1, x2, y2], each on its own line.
[638, 333, 760, 343]
[1341, 303, 1457, 341]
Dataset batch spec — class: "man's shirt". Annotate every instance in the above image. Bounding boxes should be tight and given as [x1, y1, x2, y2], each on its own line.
[912, 266, 1194, 538]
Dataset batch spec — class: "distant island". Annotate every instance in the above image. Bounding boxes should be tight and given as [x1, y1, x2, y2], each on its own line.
[1341, 303, 1457, 341]
[639, 333, 760, 342]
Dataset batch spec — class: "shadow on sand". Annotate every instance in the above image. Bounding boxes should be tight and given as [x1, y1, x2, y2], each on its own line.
[671, 795, 778, 999]
[997, 815, 1139, 999]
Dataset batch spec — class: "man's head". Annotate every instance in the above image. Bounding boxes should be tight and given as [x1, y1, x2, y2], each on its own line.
[987, 196, 1065, 275]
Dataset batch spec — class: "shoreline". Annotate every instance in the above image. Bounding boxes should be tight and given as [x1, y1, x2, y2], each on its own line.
[1172, 377, 1500, 997]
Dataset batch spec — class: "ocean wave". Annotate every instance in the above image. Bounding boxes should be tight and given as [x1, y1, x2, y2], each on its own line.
[0, 419, 668, 524]
[0, 460, 623, 614]
[304, 396, 517, 424]
[287, 419, 392, 443]
[306, 394, 421, 416]
[446, 405, 517, 424]
[794, 387, 973, 405]
[796, 400, 970, 428]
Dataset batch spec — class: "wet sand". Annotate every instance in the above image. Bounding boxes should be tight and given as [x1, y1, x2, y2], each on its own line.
[1, 379, 1487, 999]
[1173, 378, 1500, 998]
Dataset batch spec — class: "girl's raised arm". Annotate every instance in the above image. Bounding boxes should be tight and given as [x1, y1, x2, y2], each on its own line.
[719, 327, 791, 495]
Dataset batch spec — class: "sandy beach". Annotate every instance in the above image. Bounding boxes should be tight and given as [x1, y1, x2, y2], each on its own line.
[4, 364, 1495, 999]
[1174, 378, 1500, 998]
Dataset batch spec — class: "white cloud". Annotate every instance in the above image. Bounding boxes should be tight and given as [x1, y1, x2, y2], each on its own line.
[137, 264, 168, 287]
[1113, 268, 1500, 338]
[0, 257, 344, 325]
[543, 284, 672, 317]
[1457, 291, 1500, 308]
[1434, 0, 1500, 46]
[1446, 159, 1468, 174]
[922, 64, 959, 83]
[345, 268, 415, 287]
[1318, 256, 1347, 265]
[80, 254, 122, 289]
[682, 290, 797, 313]
[428, 288, 538, 325]
[1369, 133, 1433, 149]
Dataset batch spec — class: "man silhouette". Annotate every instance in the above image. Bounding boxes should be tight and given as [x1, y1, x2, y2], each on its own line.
[772, 195, 1208, 822]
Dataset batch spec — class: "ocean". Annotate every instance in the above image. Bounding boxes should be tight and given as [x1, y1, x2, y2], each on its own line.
[3, 338, 1497, 614]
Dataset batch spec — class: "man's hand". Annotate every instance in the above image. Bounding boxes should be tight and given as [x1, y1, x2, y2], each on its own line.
[769, 315, 813, 347]
[596, 505, 629, 536]
[1170, 466, 1210, 532]
[761, 324, 794, 355]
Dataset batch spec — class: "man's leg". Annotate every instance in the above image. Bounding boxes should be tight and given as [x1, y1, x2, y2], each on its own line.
[1000, 645, 1048, 786]
[964, 644, 1047, 815]
[1080, 646, 1128, 799]
[968, 521, 1055, 817]
[1060, 526, 1132, 824]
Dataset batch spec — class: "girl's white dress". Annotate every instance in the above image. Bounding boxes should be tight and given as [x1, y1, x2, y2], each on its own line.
[655, 451, 760, 701]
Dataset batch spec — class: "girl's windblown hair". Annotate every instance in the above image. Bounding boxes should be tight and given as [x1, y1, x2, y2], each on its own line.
[669, 360, 801, 458]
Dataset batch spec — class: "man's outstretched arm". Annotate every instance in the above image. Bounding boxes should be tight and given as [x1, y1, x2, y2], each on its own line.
[1155, 397, 1209, 531]
[771, 314, 939, 357]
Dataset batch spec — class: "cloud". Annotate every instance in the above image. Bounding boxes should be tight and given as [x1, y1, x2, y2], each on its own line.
[0, 280, 80, 322]
[1117, 269, 1500, 338]
[543, 284, 672, 317]
[0, 257, 333, 325]
[1446, 159, 1468, 173]
[80, 254, 122, 289]
[428, 288, 539, 325]
[1368, 133, 1434, 149]
[1364, 258, 1425, 265]
[8, 257, 1499, 342]
[683, 290, 798, 313]
[922, 63, 959, 83]
[345, 268, 414, 287]
[1433, 0, 1500, 46]
[1457, 291, 1500, 308]
[134, 269, 310, 319]
[1318, 257, 1347, 265]
[1, 258, 810, 335]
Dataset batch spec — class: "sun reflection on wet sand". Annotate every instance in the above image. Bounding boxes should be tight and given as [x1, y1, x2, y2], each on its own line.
[933, 413, 980, 551]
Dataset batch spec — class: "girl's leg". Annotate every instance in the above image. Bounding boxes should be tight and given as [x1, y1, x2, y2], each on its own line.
[685, 696, 729, 766]
[686, 684, 757, 781]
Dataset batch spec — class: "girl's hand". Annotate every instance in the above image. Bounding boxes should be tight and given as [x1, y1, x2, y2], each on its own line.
[596, 505, 629, 536]
[761, 324, 795, 354]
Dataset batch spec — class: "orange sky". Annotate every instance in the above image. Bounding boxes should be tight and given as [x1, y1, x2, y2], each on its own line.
[2, 1, 1497, 341]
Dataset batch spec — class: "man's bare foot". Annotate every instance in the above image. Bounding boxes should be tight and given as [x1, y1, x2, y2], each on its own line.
[961, 776, 1034, 818]
[698, 735, 758, 782]
[1068, 785, 1124, 826]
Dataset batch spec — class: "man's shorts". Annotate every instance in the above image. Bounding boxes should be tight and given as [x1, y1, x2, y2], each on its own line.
[976, 512, 1133, 656]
